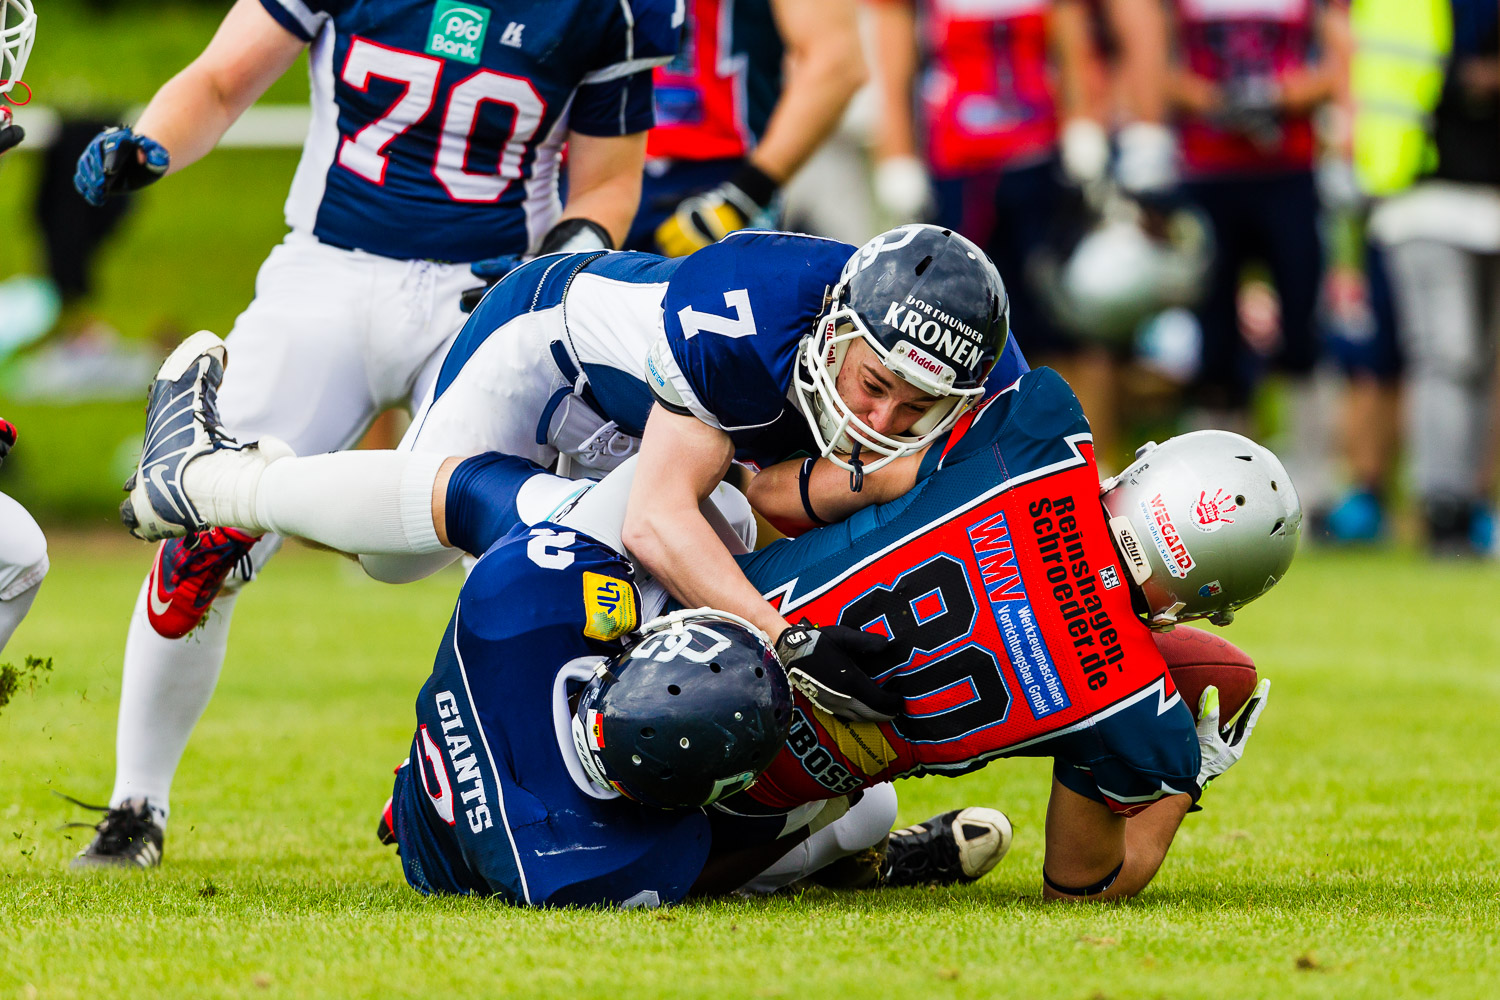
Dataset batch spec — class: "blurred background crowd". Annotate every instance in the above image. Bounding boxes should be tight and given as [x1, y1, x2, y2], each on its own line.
[1, 0, 1497, 556]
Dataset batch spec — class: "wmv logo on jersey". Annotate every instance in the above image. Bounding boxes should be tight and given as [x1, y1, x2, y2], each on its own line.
[427, 0, 490, 64]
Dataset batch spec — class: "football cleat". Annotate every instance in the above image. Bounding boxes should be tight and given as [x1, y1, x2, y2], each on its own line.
[145, 527, 259, 640]
[377, 797, 397, 847]
[882, 807, 1013, 887]
[121, 330, 236, 542]
[65, 797, 165, 871]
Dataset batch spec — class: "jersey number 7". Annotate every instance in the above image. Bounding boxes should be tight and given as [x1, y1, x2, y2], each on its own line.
[338, 36, 545, 203]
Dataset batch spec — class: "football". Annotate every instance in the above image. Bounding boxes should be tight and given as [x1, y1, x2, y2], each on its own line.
[1152, 625, 1258, 725]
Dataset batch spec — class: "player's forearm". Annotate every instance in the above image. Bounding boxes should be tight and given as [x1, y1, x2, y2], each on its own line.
[749, 15, 866, 181]
[560, 131, 649, 247]
[133, 66, 248, 175]
[1050, 0, 1098, 123]
[870, 1, 920, 161]
[624, 500, 789, 640]
[746, 452, 922, 533]
[1043, 795, 1191, 902]
[1105, 0, 1171, 123]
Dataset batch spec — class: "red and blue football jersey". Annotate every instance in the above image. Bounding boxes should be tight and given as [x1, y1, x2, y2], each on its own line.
[1173, 0, 1320, 176]
[875, 0, 1060, 176]
[647, 0, 784, 161]
[736, 367, 1201, 815]
[257, 0, 680, 261]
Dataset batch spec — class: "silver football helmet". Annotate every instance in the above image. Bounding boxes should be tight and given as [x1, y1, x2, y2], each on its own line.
[1032, 191, 1210, 344]
[1100, 430, 1301, 628]
[1, 0, 35, 101]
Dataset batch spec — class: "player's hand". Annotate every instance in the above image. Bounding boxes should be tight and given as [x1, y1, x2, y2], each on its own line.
[655, 185, 756, 257]
[74, 126, 169, 207]
[0, 121, 23, 156]
[776, 624, 903, 722]
[654, 164, 776, 258]
[873, 155, 933, 223]
[459, 254, 525, 313]
[1114, 122, 1178, 200]
[0, 418, 15, 467]
[1194, 678, 1270, 791]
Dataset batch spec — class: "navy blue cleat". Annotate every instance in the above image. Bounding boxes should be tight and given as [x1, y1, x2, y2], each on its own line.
[121, 331, 235, 541]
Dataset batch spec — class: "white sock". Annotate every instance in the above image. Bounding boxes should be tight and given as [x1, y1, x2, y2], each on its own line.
[739, 782, 899, 893]
[110, 575, 242, 828]
[252, 450, 448, 555]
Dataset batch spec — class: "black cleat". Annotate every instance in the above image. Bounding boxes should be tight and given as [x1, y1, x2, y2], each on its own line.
[377, 797, 397, 846]
[882, 807, 1012, 887]
[64, 796, 165, 870]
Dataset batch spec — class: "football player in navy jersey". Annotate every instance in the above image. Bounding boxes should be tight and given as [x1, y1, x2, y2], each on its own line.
[118, 225, 1030, 733]
[124, 325, 1295, 901]
[67, 0, 681, 868]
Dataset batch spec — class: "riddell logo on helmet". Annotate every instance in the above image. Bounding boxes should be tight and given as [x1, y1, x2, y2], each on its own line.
[1141, 493, 1196, 579]
[904, 346, 944, 376]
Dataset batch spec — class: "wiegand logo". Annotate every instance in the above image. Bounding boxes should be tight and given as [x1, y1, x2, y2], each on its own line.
[426, 0, 490, 64]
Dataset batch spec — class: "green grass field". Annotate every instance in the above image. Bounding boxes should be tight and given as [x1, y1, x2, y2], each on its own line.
[1, 534, 1496, 998]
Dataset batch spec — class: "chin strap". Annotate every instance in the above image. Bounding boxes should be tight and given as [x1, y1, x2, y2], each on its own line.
[848, 443, 864, 493]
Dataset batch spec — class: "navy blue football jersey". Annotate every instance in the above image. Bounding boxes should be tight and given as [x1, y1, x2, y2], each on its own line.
[389, 521, 712, 906]
[586, 231, 1030, 469]
[258, 0, 680, 261]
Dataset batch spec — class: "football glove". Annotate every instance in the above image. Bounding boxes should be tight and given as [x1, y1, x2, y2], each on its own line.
[0, 119, 22, 156]
[0, 418, 15, 466]
[459, 217, 612, 312]
[776, 623, 903, 722]
[872, 155, 933, 223]
[654, 163, 778, 258]
[1114, 121, 1178, 200]
[1194, 678, 1271, 792]
[74, 126, 170, 206]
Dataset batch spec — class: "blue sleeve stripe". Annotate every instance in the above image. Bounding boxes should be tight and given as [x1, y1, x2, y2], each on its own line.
[257, 0, 321, 42]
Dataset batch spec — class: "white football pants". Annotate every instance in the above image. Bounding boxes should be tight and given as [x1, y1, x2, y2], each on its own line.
[111, 233, 474, 821]
[0, 490, 48, 655]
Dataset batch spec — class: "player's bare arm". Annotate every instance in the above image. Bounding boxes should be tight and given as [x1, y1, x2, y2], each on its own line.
[750, 0, 866, 186]
[867, 0, 931, 220]
[746, 448, 924, 536]
[1041, 778, 1191, 902]
[559, 131, 650, 249]
[622, 405, 785, 638]
[133, 0, 305, 174]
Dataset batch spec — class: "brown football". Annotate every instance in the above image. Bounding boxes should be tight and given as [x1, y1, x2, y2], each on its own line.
[1152, 625, 1258, 723]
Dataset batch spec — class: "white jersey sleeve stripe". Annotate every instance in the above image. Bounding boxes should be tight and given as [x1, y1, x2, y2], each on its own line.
[265, 0, 327, 42]
[579, 54, 673, 85]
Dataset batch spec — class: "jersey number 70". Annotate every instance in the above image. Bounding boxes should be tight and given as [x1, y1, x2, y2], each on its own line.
[338, 36, 545, 203]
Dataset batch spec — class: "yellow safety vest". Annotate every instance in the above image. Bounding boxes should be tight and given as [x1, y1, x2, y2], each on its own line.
[1350, 0, 1452, 196]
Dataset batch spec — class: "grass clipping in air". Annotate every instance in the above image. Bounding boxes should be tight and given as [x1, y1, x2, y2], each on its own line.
[0, 654, 52, 715]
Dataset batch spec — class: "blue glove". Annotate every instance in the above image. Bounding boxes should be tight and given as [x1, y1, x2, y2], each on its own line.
[459, 254, 524, 313]
[75, 126, 170, 207]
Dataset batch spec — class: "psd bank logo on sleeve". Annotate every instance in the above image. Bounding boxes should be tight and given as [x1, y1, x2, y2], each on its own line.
[427, 0, 490, 64]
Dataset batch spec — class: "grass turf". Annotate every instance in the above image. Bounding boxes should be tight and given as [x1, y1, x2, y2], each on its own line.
[0, 534, 1496, 998]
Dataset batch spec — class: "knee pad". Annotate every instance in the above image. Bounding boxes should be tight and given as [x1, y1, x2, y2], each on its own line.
[359, 549, 461, 584]
[0, 494, 48, 601]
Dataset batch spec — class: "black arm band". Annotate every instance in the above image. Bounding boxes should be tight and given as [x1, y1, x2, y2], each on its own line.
[537, 217, 614, 255]
[798, 458, 829, 526]
[1043, 860, 1124, 898]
